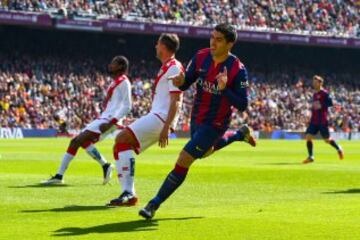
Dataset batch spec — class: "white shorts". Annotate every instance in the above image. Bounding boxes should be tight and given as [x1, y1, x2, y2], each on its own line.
[127, 113, 165, 154]
[82, 118, 117, 142]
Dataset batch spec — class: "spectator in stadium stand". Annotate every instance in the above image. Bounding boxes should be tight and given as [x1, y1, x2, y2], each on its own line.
[2, 1, 359, 37]
[0, 55, 359, 133]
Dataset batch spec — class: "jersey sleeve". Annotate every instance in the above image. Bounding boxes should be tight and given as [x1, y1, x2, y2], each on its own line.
[109, 80, 132, 124]
[223, 67, 249, 112]
[166, 65, 182, 93]
[324, 92, 333, 108]
[179, 55, 198, 91]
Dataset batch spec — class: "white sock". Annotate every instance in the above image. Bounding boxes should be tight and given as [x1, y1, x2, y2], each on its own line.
[115, 150, 135, 194]
[85, 144, 107, 166]
[57, 153, 74, 175]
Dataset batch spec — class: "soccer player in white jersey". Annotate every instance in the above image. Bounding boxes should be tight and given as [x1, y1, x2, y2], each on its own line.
[41, 56, 132, 185]
[107, 34, 184, 206]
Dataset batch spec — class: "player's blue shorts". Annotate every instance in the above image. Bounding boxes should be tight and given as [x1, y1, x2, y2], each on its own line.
[183, 123, 226, 159]
[305, 123, 330, 138]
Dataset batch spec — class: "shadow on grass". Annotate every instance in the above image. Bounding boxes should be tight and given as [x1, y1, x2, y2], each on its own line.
[53, 217, 204, 236]
[258, 162, 302, 166]
[8, 183, 71, 188]
[323, 188, 360, 194]
[22, 205, 111, 213]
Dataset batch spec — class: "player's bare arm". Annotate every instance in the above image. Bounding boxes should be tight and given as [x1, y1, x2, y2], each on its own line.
[168, 71, 185, 87]
[159, 93, 181, 148]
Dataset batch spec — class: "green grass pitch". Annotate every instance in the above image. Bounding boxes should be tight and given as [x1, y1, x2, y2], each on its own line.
[0, 138, 359, 240]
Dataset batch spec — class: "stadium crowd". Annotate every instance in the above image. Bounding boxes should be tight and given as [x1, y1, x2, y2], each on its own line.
[1, 0, 359, 38]
[0, 55, 359, 133]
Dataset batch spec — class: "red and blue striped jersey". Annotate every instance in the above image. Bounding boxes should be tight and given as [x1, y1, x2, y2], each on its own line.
[179, 48, 249, 130]
[310, 89, 333, 125]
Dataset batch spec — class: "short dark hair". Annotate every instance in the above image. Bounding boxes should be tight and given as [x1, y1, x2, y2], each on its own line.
[159, 33, 180, 53]
[113, 55, 129, 73]
[313, 75, 324, 83]
[215, 24, 237, 43]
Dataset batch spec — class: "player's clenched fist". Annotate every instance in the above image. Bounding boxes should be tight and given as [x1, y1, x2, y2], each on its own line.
[216, 67, 227, 90]
[168, 71, 185, 87]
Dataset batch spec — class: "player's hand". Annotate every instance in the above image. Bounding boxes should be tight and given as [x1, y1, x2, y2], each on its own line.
[313, 101, 321, 110]
[216, 67, 228, 90]
[168, 72, 185, 87]
[99, 122, 113, 133]
[158, 125, 170, 148]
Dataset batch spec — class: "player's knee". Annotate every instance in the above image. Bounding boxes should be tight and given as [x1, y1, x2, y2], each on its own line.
[176, 150, 195, 168]
[115, 130, 129, 144]
[81, 140, 93, 149]
[113, 144, 119, 160]
[113, 142, 134, 160]
[70, 137, 81, 148]
[116, 129, 137, 147]
[305, 134, 312, 141]
[324, 138, 331, 143]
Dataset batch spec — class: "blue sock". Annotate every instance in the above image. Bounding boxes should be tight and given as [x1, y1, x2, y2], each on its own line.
[214, 131, 244, 151]
[150, 164, 188, 207]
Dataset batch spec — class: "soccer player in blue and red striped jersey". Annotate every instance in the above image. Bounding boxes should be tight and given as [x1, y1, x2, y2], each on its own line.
[139, 24, 256, 219]
[303, 75, 344, 164]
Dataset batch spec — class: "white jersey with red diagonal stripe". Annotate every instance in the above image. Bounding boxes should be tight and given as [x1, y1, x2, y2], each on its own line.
[150, 58, 184, 122]
[101, 74, 132, 124]
[126, 58, 184, 154]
